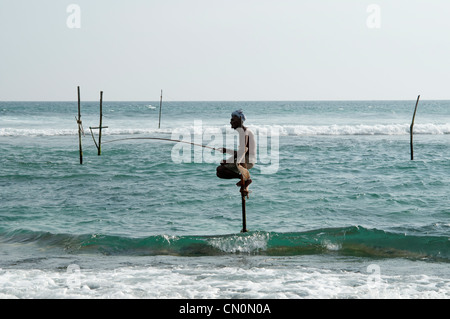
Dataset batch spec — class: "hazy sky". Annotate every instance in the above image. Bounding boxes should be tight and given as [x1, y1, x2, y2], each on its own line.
[1, 0, 450, 101]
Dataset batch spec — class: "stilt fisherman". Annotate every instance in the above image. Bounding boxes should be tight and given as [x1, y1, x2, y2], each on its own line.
[216, 109, 256, 194]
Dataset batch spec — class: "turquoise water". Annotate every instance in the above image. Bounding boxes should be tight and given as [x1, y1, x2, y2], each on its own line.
[1, 100, 449, 298]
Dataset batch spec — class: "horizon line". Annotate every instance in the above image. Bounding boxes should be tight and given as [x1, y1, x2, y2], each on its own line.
[1, 97, 446, 103]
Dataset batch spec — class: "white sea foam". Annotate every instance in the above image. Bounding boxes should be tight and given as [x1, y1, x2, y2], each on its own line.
[0, 262, 448, 299]
[0, 128, 77, 137]
[2, 123, 450, 137]
[208, 233, 269, 254]
[322, 240, 341, 251]
[263, 123, 450, 136]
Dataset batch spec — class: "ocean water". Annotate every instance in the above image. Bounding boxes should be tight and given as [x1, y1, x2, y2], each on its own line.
[0, 100, 449, 299]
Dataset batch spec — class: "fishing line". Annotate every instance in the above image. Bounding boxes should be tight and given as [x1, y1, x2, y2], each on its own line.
[102, 136, 220, 151]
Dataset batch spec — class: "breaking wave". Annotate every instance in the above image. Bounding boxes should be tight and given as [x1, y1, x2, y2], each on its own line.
[2, 123, 450, 137]
[1, 226, 448, 261]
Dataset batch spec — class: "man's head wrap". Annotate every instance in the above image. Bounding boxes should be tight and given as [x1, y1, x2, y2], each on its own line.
[231, 109, 246, 122]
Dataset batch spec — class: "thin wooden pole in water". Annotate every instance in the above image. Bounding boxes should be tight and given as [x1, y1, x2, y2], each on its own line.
[240, 183, 248, 233]
[98, 91, 103, 156]
[239, 162, 249, 233]
[410, 95, 420, 160]
[89, 92, 108, 154]
[158, 89, 163, 129]
[77, 86, 83, 165]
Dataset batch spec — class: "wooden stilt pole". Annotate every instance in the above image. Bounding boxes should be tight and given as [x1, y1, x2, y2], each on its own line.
[98, 91, 103, 156]
[77, 86, 83, 165]
[240, 177, 248, 233]
[239, 160, 249, 233]
[410, 95, 420, 160]
[89, 91, 108, 154]
[158, 89, 163, 129]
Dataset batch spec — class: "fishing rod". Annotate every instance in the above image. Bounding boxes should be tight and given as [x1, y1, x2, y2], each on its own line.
[102, 136, 221, 151]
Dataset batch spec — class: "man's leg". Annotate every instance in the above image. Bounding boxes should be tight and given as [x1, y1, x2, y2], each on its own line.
[217, 165, 252, 189]
[236, 179, 252, 187]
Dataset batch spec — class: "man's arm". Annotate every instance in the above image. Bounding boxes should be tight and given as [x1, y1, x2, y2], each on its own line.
[218, 148, 237, 164]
